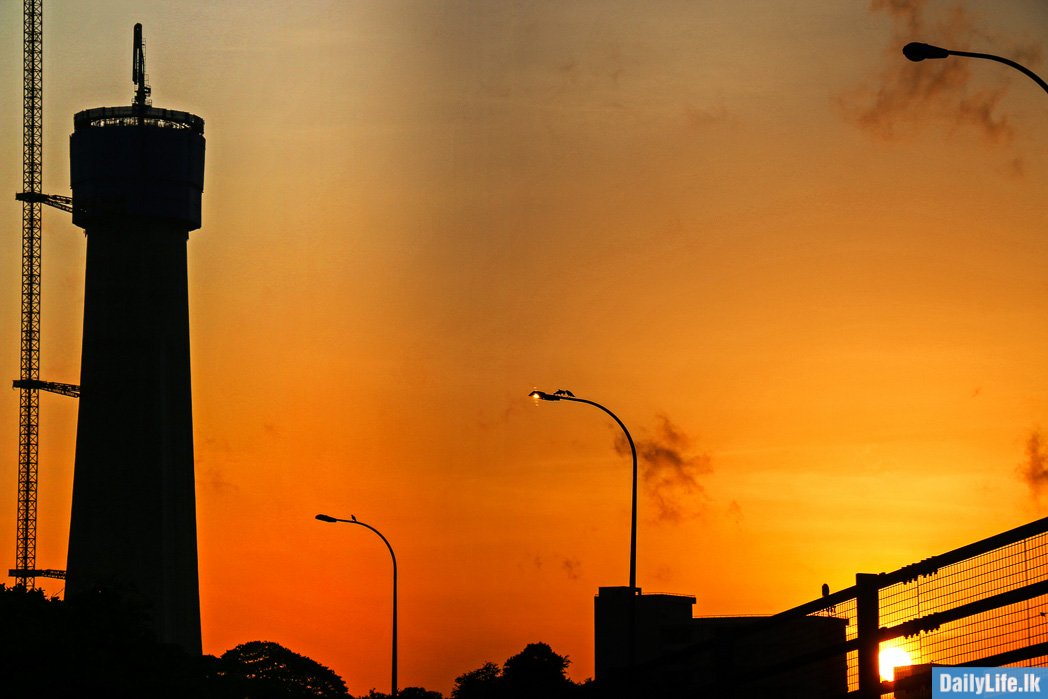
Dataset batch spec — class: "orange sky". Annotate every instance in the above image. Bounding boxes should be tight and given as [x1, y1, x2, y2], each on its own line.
[3, 1, 1048, 695]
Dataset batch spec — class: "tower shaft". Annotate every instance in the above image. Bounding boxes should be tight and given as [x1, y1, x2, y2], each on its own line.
[66, 102, 205, 653]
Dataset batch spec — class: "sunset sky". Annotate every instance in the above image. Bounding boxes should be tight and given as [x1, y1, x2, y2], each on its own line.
[3, 0, 1048, 695]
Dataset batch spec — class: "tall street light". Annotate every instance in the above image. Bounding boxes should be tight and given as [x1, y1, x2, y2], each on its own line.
[903, 42, 1048, 96]
[896, 39, 1047, 699]
[529, 389, 639, 669]
[316, 513, 398, 698]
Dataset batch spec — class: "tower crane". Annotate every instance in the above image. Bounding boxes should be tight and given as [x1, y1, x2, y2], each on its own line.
[10, 0, 78, 588]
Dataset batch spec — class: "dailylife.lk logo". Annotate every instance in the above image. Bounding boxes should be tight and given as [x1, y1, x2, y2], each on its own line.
[933, 668, 1047, 697]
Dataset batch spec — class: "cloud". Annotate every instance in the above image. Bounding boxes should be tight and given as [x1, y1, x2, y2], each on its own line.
[198, 465, 239, 495]
[999, 156, 1025, 179]
[615, 413, 712, 523]
[727, 500, 744, 527]
[1019, 429, 1048, 506]
[871, 0, 928, 35]
[529, 554, 583, 580]
[683, 103, 732, 130]
[195, 437, 239, 494]
[555, 41, 628, 96]
[476, 399, 527, 431]
[839, 0, 1041, 147]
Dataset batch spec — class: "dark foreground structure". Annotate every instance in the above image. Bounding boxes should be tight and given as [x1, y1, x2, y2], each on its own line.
[594, 517, 1048, 698]
[595, 587, 847, 698]
[65, 27, 205, 653]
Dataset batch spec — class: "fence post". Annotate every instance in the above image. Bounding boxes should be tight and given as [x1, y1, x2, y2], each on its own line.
[856, 573, 881, 698]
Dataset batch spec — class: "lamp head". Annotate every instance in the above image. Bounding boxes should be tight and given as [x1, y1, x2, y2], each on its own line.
[529, 390, 559, 402]
[903, 42, 950, 62]
[315, 514, 338, 523]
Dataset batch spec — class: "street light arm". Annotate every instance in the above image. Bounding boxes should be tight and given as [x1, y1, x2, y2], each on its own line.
[315, 513, 397, 580]
[350, 521, 398, 577]
[948, 49, 1048, 96]
[903, 42, 1048, 96]
[554, 396, 638, 466]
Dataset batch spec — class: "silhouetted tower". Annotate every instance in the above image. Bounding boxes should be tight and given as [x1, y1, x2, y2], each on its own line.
[65, 24, 204, 653]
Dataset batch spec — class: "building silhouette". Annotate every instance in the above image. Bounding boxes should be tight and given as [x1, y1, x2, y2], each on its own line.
[594, 586, 848, 697]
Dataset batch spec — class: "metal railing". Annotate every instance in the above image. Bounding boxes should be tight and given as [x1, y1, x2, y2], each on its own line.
[73, 105, 204, 134]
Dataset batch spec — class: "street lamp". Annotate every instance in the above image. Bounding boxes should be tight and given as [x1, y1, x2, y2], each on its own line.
[894, 39, 1048, 699]
[529, 389, 639, 668]
[903, 42, 1048, 96]
[316, 513, 398, 698]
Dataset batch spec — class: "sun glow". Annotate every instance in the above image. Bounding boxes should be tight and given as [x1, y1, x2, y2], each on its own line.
[879, 647, 912, 682]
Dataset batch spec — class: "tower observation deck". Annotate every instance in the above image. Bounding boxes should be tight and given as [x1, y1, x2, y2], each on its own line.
[64, 25, 204, 653]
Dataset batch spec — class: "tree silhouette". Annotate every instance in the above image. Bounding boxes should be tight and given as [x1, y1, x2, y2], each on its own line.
[363, 687, 444, 699]
[220, 640, 349, 697]
[3, 586, 586, 699]
[451, 644, 578, 699]
[0, 583, 213, 697]
[451, 661, 502, 699]
[501, 643, 574, 699]
[0, 585, 363, 698]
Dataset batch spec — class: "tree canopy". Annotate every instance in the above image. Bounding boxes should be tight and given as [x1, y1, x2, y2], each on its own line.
[0, 586, 351, 698]
[451, 662, 502, 699]
[0, 582, 209, 698]
[220, 640, 350, 697]
[363, 687, 444, 699]
[451, 642, 578, 699]
[1, 585, 586, 699]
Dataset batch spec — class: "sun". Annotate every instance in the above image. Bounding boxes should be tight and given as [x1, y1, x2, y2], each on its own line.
[879, 646, 912, 681]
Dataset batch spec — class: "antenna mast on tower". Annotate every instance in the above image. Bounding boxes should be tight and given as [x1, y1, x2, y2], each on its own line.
[132, 22, 151, 109]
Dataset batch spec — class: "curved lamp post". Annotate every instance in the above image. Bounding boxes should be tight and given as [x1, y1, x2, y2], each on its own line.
[529, 389, 639, 668]
[316, 513, 398, 698]
[893, 40, 1048, 699]
[903, 42, 1048, 96]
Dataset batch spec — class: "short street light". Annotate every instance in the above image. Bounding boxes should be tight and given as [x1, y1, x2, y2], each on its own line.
[903, 42, 1048, 96]
[316, 513, 398, 697]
